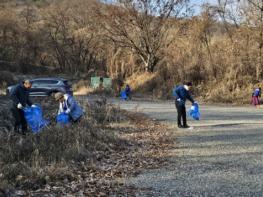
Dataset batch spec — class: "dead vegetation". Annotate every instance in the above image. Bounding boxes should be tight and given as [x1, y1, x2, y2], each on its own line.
[0, 96, 175, 196]
[1, 0, 261, 103]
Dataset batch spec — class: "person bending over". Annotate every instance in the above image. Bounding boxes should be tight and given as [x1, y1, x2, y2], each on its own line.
[10, 80, 35, 134]
[54, 92, 83, 123]
[173, 82, 196, 129]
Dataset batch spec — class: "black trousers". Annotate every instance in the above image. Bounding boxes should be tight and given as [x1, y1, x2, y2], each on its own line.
[11, 107, 27, 132]
[175, 101, 187, 127]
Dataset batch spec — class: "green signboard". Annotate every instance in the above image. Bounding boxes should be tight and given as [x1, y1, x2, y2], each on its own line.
[103, 78, 112, 88]
[91, 77, 112, 89]
[91, 77, 100, 88]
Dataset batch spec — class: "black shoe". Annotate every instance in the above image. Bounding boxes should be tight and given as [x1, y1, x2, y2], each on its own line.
[14, 128, 21, 134]
[178, 125, 183, 128]
[182, 125, 191, 129]
[21, 129, 29, 135]
[14, 131, 21, 135]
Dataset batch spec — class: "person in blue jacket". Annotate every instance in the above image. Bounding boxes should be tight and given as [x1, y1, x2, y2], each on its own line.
[54, 92, 83, 123]
[125, 84, 131, 100]
[173, 82, 196, 128]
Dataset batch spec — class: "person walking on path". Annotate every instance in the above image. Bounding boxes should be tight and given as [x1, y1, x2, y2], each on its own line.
[173, 82, 196, 129]
[10, 80, 35, 134]
[54, 92, 83, 123]
[251, 87, 261, 106]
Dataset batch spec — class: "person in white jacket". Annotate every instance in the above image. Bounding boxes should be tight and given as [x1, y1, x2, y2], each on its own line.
[54, 92, 83, 123]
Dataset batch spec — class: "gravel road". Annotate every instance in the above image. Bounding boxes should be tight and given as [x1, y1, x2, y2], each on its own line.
[112, 99, 263, 196]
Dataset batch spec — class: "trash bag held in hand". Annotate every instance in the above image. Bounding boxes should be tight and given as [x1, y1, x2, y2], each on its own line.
[56, 113, 70, 125]
[188, 103, 200, 120]
[120, 90, 127, 100]
[23, 106, 49, 133]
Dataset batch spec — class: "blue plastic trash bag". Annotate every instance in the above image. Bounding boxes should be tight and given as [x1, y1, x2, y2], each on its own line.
[23, 106, 49, 133]
[188, 103, 200, 120]
[120, 90, 127, 100]
[56, 113, 70, 125]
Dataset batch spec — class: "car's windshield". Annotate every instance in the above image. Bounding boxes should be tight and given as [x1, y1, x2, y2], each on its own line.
[32, 80, 59, 85]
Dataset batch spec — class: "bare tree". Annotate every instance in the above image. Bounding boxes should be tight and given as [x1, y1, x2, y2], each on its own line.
[43, 0, 101, 72]
[98, 0, 188, 72]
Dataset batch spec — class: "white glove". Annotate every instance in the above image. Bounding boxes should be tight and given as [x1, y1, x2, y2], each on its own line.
[31, 104, 37, 108]
[17, 103, 23, 109]
[65, 109, 71, 114]
[177, 98, 181, 102]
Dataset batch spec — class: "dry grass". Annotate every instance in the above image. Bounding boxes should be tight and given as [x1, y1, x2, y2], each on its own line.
[198, 77, 255, 104]
[125, 69, 256, 104]
[126, 72, 156, 92]
[0, 96, 124, 192]
[72, 79, 92, 96]
[73, 86, 94, 96]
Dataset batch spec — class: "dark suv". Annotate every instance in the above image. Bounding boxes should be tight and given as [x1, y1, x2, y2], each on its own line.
[7, 78, 73, 96]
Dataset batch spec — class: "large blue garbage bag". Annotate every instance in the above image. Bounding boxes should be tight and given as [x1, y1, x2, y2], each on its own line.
[56, 113, 70, 125]
[120, 90, 127, 100]
[188, 103, 200, 120]
[23, 106, 49, 133]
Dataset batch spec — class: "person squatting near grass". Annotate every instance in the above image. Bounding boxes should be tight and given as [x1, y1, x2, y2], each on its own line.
[251, 87, 261, 106]
[173, 82, 196, 129]
[54, 92, 83, 123]
[10, 80, 36, 134]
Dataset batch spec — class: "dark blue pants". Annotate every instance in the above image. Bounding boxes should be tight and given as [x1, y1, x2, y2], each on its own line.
[175, 101, 187, 127]
[11, 107, 27, 132]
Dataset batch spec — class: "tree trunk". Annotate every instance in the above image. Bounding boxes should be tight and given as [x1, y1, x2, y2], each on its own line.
[142, 54, 159, 73]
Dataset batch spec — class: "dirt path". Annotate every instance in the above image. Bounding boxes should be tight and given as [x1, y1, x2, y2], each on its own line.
[111, 99, 263, 196]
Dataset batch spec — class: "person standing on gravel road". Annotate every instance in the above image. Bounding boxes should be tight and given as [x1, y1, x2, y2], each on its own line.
[10, 80, 35, 134]
[173, 82, 196, 129]
[251, 87, 261, 106]
[54, 92, 83, 123]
